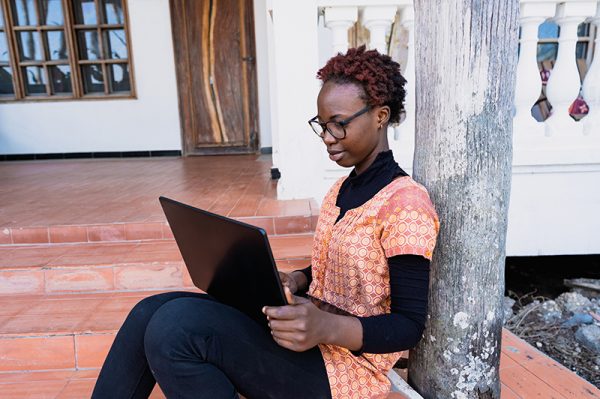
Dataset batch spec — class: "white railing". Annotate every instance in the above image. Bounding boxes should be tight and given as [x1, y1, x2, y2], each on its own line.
[317, 0, 600, 167]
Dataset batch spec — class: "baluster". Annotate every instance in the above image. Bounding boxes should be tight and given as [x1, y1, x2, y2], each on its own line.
[394, 6, 415, 143]
[582, 3, 600, 135]
[324, 7, 358, 55]
[545, 2, 597, 136]
[362, 6, 397, 54]
[513, 2, 556, 137]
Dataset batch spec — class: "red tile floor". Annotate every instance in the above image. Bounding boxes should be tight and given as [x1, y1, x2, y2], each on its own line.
[0, 155, 318, 244]
[0, 155, 598, 398]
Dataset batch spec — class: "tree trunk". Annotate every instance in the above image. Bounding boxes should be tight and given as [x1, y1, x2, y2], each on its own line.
[408, 1, 519, 398]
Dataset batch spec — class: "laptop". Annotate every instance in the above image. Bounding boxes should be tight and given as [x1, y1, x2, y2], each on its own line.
[159, 196, 288, 330]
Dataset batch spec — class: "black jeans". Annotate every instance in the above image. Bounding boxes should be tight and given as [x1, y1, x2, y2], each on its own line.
[91, 291, 331, 399]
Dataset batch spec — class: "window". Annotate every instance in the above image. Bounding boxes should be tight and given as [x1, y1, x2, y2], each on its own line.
[536, 21, 595, 66]
[0, 0, 134, 101]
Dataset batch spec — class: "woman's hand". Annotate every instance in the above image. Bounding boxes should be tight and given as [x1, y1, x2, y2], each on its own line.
[278, 271, 299, 294]
[262, 287, 332, 352]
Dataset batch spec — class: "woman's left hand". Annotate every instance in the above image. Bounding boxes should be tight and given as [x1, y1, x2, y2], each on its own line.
[262, 287, 332, 352]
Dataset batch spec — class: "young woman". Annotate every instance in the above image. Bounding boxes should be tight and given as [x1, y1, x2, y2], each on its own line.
[92, 46, 439, 399]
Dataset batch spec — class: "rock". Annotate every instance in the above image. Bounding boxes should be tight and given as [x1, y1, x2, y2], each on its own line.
[561, 313, 594, 328]
[555, 292, 592, 314]
[564, 278, 600, 299]
[575, 325, 600, 353]
[503, 297, 516, 322]
[538, 300, 563, 323]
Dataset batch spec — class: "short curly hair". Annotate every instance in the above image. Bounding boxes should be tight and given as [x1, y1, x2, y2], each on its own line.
[317, 45, 406, 124]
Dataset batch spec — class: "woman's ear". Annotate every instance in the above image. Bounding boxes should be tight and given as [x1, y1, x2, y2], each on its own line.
[377, 106, 391, 127]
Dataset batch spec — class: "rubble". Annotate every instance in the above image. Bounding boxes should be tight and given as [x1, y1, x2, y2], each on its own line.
[555, 292, 592, 313]
[505, 288, 600, 388]
[575, 325, 600, 354]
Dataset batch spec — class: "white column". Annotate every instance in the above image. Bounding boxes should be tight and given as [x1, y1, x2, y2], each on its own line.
[582, 3, 600, 135]
[362, 6, 397, 54]
[545, 1, 597, 136]
[394, 6, 415, 144]
[269, 0, 324, 200]
[324, 7, 358, 55]
[513, 2, 556, 137]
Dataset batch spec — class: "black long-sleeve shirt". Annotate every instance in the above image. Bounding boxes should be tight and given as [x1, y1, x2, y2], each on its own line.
[299, 150, 430, 354]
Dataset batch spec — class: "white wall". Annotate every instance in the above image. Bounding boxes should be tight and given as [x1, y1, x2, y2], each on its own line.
[253, 0, 272, 149]
[507, 165, 600, 256]
[0, 0, 182, 154]
[268, 0, 324, 198]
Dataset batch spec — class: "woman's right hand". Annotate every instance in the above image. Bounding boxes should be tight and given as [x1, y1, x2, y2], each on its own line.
[278, 271, 299, 294]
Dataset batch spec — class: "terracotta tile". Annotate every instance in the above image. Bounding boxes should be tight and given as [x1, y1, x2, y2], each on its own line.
[311, 215, 320, 231]
[501, 329, 599, 398]
[150, 385, 167, 399]
[275, 259, 311, 272]
[49, 226, 88, 243]
[0, 270, 45, 295]
[0, 370, 76, 384]
[0, 227, 12, 244]
[499, 355, 564, 399]
[124, 223, 164, 241]
[501, 383, 521, 399]
[71, 368, 100, 379]
[114, 263, 182, 290]
[11, 227, 49, 244]
[270, 234, 313, 260]
[237, 217, 275, 235]
[0, 335, 75, 371]
[78, 311, 129, 333]
[0, 157, 318, 243]
[255, 198, 284, 217]
[162, 224, 175, 239]
[0, 247, 59, 269]
[309, 198, 320, 215]
[22, 297, 103, 316]
[182, 267, 195, 287]
[282, 200, 312, 216]
[228, 194, 263, 217]
[56, 378, 96, 399]
[274, 216, 312, 235]
[0, 313, 85, 335]
[45, 267, 114, 294]
[0, 379, 67, 399]
[96, 296, 145, 313]
[87, 225, 126, 242]
[0, 300, 30, 316]
[75, 334, 115, 369]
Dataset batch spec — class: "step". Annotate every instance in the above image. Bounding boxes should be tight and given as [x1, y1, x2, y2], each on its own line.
[0, 291, 414, 399]
[1, 291, 598, 398]
[0, 291, 164, 374]
[0, 236, 313, 296]
[0, 199, 320, 246]
[0, 369, 166, 398]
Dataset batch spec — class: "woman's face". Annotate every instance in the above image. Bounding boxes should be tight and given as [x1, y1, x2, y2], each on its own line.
[316, 81, 389, 174]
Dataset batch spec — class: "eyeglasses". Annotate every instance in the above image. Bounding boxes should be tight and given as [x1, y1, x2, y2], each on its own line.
[308, 105, 371, 140]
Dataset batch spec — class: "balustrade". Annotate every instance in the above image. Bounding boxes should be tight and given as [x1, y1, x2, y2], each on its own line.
[318, 0, 600, 161]
[582, 2, 600, 135]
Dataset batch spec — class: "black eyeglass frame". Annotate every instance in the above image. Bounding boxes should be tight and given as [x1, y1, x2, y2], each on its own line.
[308, 105, 371, 140]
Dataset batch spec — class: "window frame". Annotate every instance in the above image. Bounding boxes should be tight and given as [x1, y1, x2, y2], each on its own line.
[0, 0, 136, 102]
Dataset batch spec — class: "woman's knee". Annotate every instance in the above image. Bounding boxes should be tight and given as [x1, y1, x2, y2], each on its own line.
[125, 292, 175, 326]
[143, 297, 216, 363]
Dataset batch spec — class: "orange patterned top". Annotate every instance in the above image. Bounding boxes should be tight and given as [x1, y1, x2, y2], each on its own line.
[308, 175, 439, 399]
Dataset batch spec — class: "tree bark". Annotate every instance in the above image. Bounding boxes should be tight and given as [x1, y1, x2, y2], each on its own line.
[408, 1, 519, 398]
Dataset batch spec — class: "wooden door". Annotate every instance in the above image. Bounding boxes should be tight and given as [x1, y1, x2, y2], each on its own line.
[170, 0, 259, 154]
